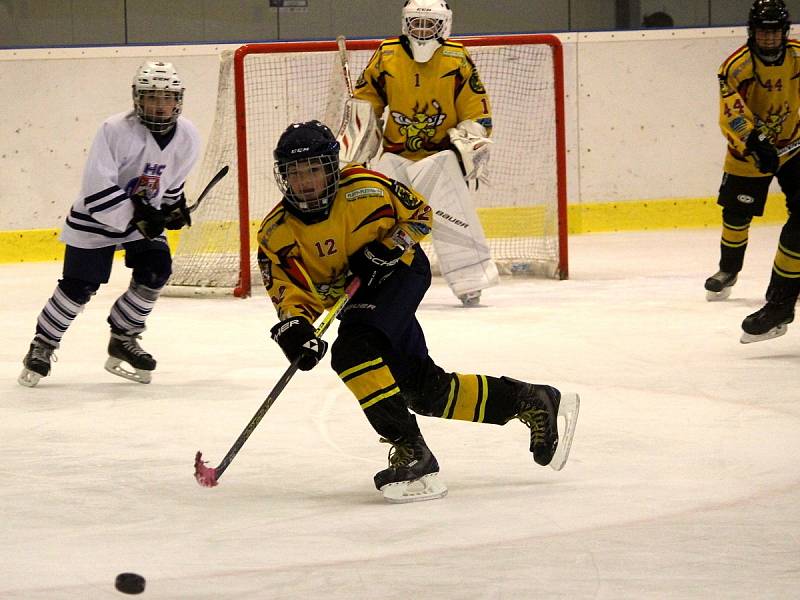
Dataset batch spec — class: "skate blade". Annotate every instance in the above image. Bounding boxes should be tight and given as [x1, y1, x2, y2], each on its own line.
[740, 324, 789, 344]
[705, 287, 732, 301]
[380, 473, 448, 504]
[18, 368, 42, 388]
[104, 357, 152, 384]
[550, 392, 580, 471]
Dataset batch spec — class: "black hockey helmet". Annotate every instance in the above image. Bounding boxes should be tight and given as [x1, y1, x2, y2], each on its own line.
[273, 121, 341, 221]
[748, 0, 791, 63]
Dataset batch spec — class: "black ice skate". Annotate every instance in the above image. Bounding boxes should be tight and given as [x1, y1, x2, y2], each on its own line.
[18, 338, 58, 388]
[373, 433, 448, 503]
[105, 331, 156, 384]
[740, 301, 795, 343]
[510, 379, 580, 471]
[705, 270, 738, 301]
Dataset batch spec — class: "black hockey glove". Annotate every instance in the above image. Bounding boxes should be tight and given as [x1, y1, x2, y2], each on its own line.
[270, 317, 328, 371]
[163, 194, 192, 230]
[131, 191, 166, 240]
[746, 129, 779, 174]
[348, 241, 404, 289]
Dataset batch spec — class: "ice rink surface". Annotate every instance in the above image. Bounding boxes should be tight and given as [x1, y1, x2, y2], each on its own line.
[2, 225, 799, 599]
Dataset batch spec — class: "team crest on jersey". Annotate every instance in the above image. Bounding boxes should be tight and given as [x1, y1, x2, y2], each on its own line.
[391, 180, 422, 210]
[469, 69, 486, 94]
[391, 100, 447, 152]
[756, 108, 790, 142]
[718, 76, 733, 97]
[126, 174, 161, 200]
[258, 255, 273, 288]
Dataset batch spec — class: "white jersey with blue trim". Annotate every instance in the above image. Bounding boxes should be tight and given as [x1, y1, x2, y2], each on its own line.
[60, 111, 201, 249]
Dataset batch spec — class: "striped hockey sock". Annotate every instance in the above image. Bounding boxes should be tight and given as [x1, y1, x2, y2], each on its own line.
[34, 284, 86, 346]
[108, 280, 161, 334]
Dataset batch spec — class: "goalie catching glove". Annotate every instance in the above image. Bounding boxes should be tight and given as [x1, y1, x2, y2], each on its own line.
[270, 317, 329, 371]
[448, 120, 493, 187]
[348, 240, 405, 289]
[746, 129, 779, 174]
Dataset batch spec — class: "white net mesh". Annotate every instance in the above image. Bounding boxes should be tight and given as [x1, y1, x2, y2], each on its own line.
[166, 37, 565, 296]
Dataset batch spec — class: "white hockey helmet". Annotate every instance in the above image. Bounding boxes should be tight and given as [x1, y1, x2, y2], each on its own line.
[401, 0, 452, 63]
[131, 61, 184, 134]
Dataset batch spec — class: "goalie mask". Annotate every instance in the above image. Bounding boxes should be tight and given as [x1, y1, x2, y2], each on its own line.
[748, 0, 790, 64]
[132, 61, 184, 134]
[274, 121, 341, 222]
[401, 0, 452, 63]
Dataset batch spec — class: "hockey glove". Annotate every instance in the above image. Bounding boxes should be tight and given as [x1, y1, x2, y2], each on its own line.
[270, 317, 328, 371]
[746, 129, 779, 174]
[163, 194, 192, 230]
[131, 191, 166, 240]
[348, 241, 404, 289]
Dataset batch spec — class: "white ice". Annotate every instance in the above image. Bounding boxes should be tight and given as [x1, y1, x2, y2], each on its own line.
[2, 226, 800, 599]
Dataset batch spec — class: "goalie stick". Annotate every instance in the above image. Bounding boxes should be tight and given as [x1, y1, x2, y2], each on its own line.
[334, 35, 355, 139]
[188, 164, 229, 213]
[194, 276, 361, 487]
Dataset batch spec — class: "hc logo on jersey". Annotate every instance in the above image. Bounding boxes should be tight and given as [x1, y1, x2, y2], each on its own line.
[143, 163, 166, 176]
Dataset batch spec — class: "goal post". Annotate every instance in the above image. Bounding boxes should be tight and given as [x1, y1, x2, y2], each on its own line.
[166, 34, 568, 298]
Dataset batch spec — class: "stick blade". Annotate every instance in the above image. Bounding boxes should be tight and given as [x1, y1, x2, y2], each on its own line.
[194, 451, 219, 487]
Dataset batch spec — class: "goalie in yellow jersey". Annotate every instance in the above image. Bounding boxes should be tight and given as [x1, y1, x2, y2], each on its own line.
[345, 0, 498, 307]
[258, 121, 579, 503]
[708, 0, 800, 343]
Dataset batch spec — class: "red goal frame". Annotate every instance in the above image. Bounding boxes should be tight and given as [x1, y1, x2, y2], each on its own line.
[231, 34, 568, 297]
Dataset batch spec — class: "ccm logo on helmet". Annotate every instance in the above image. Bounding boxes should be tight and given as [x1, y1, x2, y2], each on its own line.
[291, 147, 311, 154]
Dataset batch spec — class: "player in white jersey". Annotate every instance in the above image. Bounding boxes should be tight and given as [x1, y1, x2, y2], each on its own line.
[350, 0, 499, 307]
[18, 61, 201, 387]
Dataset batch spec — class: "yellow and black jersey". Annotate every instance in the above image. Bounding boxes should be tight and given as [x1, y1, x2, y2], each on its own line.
[353, 37, 492, 162]
[718, 40, 800, 176]
[256, 165, 433, 322]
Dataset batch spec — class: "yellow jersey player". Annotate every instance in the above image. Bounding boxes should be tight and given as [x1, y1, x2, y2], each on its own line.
[258, 121, 579, 503]
[349, 0, 499, 307]
[708, 0, 800, 343]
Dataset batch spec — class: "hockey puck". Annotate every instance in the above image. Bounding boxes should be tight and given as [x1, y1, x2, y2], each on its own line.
[115, 572, 146, 594]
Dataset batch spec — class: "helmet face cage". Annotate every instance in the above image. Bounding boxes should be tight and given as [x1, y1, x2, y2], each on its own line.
[273, 121, 341, 218]
[401, 0, 452, 62]
[132, 61, 184, 134]
[748, 0, 790, 62]
[273, 155, 341, 215]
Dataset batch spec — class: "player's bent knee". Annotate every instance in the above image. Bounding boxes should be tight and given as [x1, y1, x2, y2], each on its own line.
[58, 278, 100, 305]
[131, 251, 172, 290]
[721, 207, 753, 227]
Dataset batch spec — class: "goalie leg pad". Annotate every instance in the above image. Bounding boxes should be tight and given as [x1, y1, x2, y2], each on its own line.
[406, 151, 499, 297]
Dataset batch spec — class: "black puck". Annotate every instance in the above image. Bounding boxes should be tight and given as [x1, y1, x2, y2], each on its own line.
[115, 572, 146, 594]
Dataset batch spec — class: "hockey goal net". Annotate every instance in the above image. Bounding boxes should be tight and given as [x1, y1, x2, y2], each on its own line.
[166, 34, 567, 297]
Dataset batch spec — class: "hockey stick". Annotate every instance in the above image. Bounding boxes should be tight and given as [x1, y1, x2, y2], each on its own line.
[777, 138, 800, 157]
[335, 35, 354, 139]
[187, 165, 229, 213]
[194, 276, 361, 487]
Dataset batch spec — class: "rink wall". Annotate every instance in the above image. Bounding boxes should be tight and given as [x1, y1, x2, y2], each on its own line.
[0, 27, 791, 263]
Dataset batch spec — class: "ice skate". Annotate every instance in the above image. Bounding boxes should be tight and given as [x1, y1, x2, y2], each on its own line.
[374, 434, 448, 503]
[458, 291, 481, 307]
[105, 331, 156, 383]
[18, 338, 58, 388]
[511, 380, 580, 471]
[740, 301, 795, 343]
[704, 270, 738, 301]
